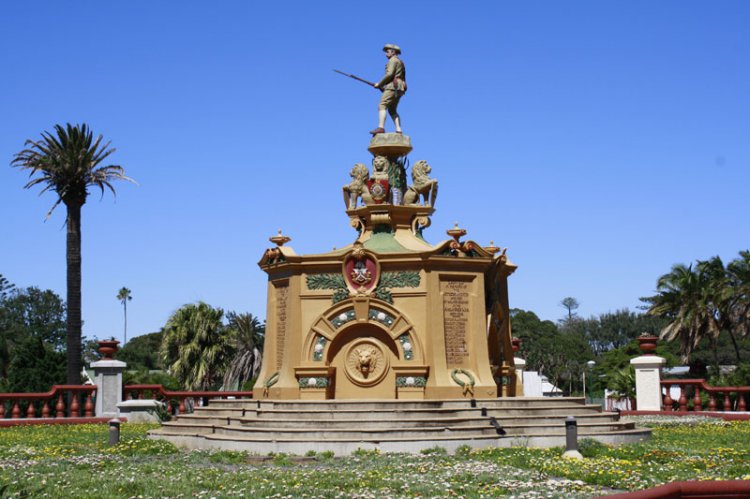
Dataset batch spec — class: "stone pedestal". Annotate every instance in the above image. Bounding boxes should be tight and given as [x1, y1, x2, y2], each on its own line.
[91, 359, 127, 418]
[117, 399, 163, 423]
[368, 133, 412, 157]
[631, 355, 666, 411]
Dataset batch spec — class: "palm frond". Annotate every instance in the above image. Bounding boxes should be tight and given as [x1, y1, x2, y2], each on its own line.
[12, 123, 135, 219]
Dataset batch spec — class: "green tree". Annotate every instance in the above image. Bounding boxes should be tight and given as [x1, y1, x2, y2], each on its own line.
[118, 331, 163, 370]
[0, 286, 66, 380]
[726, 251, 750, 354]
[222, 312, 265, 390]
[12, 123, 135, 384]
[725, 254, 750, 356]
[0, 287, 66, 349]
[697, 256, 743, 363]
[511, 308, 593, 394]
[560, 297, 580, 321]
[160, 303, 235, 390]
[4, 336, 66, 393]
[607, 365, 636, 410]
[116, 287, 132, 345]
[0, 275, 14, 300]
[643, 263, 719, 363]
[565, 309, 668, 358]
[644, 253, 750, 365]
[593, 338, 678, 393]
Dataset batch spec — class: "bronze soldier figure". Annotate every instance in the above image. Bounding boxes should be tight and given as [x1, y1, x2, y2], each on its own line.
[370, 44, 407, 135]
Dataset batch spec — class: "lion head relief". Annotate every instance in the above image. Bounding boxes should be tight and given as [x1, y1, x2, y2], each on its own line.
[355, 347, 378, 377]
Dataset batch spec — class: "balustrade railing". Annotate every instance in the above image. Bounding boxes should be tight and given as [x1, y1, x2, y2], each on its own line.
[124, 384, 253, 414]
[0, 385, 97, 420]
[661, 379, 750, 412]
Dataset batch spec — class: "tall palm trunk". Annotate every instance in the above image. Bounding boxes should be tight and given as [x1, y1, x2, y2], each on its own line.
[123, 299, 128, 345]
[66, 200, 83, 384]
[726, 329, 742, 364]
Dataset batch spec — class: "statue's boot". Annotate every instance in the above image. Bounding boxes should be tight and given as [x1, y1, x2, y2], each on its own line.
[369, 127, 385, 135]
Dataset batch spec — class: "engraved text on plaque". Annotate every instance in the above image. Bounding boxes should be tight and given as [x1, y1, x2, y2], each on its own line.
[275, 283, 289, 370]
[441, 280, 471, 365]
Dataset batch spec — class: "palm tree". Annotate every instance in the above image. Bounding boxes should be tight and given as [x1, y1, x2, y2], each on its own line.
[12, 123, 135, 384]
[697, 256, 743, 364]
[116, 287, 133, 345]
[644, 263, 719, 363]
[608, 366, 636, 410]
[222, 312, 265, 391]
[160, 302, 235, 390]
[727, 251, 750, 348]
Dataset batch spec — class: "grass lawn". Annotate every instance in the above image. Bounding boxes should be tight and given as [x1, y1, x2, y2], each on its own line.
[0, 417, 748, 498]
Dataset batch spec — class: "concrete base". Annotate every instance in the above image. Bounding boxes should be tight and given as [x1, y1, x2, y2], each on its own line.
[631, 355, 666, 411]
[91, 359, 127, 418]
[562, 450, 584, 460]
[152, 428, 651, 456]
[117, 400, 165, 423]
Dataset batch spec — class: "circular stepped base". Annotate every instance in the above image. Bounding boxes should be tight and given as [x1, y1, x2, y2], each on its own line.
[148, 397, 651, 455]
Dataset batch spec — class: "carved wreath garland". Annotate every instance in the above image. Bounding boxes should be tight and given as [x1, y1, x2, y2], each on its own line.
[306, 271, 420, 304]
[450, 368, 476, 396]
[262, 371, 280, 396]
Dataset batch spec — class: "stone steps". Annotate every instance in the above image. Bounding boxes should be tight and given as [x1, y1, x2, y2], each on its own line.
[205, 397, 590, 411]
[152, 427, 650, 456]
[189, 405, 604, 420]
[158, 420, 634, 439]
[165, 412, 620, 429]
[149, 397, 649, 455]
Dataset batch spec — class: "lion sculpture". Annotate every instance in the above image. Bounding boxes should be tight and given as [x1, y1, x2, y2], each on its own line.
[403, 160, 438, 207]
[342, 163, 372, 209]
[355, 347, 378, 378]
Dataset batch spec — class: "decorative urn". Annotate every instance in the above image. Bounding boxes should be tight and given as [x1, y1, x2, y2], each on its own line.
[511, 337, 522, 353]
[637, 333, 658, 355]
[97, 339, 120, 360]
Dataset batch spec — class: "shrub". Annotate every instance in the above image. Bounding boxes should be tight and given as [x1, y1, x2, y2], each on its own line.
[207, 450, 249, 464]
[352, 447, 380, 458]
[454, 444, 473, 458]
[578, 438, 608, 458]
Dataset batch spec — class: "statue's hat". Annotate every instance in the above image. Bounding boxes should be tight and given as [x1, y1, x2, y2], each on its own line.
[383, 44, 401, 54]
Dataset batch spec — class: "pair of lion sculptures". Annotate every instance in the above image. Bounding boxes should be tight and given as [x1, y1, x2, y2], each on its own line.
[343, 159, 438, 209]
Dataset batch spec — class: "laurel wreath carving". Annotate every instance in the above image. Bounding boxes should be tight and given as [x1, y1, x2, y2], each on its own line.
[379, 271, 420, 288]
[307, 271, 420, 304]
[451, 368, 476, 396]
[306, 273, 346, 290]
[263, 372, 280, 388]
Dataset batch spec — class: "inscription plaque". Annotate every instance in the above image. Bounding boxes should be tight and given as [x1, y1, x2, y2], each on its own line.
[441, 280, 471, 366]
[275, 284, 289, 370]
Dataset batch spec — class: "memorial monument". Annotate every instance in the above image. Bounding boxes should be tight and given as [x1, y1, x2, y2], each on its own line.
[149, 46, 649, 452]
[255, 134, 518, 400]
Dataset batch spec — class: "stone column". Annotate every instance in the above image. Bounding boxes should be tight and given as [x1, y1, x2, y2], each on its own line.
[513, 357, 526, 396]
[630, 335, 665, 411]
[91, 359, 127, 418]
[511, 338, 525, 396]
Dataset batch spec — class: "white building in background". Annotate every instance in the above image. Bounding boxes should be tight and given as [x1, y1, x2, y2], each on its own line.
[522, 371, 563, 397]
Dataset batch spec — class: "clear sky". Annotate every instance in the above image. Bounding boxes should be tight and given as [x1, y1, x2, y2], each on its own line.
[1, 1, 748, 343]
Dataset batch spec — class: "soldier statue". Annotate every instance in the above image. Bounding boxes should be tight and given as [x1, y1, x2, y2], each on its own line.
[370, 44, 407, 135]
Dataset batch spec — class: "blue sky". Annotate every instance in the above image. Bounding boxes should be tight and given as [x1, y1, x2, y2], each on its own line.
[1, 1, 748, 343]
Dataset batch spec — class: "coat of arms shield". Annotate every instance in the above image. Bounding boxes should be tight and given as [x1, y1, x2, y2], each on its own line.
[366, 178, 389, 204]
